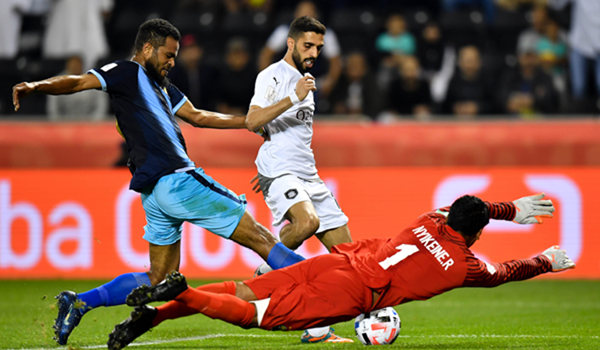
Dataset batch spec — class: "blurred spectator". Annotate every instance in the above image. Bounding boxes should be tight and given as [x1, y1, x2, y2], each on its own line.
[441, 0, 496, 23]
[385, 56, 432, 119]
[442, 45, 495, 117]
[224, 0, 273, 13]
[171, 0, 222, 15]
[517, 4, 548, 56]
[168, 34, 217, 110]
[376, 14, 416, 65]
[536, 14, 568, 95]
[498, 46, 558, 116]
[43, 0, 113, 70]
[215, 37, 256, 115]
[329, 52, 381, 119]
[0, 0, 32, 58]
[418, 22, 445, 77]
[549, 0, 600, 100]
[496, 0, 540, 11]
[46, 55, 109, 121]
[258, 0, 341, 97]
[375, 14, 416, 94]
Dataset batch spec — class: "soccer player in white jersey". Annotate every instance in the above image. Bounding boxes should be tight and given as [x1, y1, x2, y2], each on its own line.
[245, 16, 353, 343]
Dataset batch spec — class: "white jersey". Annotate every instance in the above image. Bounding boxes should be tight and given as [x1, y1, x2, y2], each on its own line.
[250, 60, 318, 180]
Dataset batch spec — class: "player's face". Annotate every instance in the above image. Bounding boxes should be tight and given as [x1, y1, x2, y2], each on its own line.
[145, 36, 179, 87]
[291, 32, 324, 74]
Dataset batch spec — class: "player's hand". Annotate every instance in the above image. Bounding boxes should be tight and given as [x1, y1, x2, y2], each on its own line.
[541, 245, 575, 272]
[512, 193, 554, 224]
[250, 174, 262, 194]
[12, 82, 36, 111]
[294, 74, 316, 102]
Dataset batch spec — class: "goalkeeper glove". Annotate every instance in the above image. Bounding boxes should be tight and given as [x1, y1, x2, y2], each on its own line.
[542, 245, 575, 272]
[513, 193, 555, 224]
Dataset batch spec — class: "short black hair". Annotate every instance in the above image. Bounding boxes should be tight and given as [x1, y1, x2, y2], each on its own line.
[447, 195, 489, 236]
[288, 16, 326, 40]
[134, 19, 181, 53]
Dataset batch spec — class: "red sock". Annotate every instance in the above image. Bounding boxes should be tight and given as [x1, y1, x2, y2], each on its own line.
[152, 281, 237, 327]
[174, 287, 256, 328]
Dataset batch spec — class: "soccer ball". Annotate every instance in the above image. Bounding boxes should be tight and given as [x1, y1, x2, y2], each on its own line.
[354, 307, 401, 345]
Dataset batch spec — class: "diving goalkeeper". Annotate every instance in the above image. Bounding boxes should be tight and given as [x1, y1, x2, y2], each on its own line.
[108, 193, 574, 349]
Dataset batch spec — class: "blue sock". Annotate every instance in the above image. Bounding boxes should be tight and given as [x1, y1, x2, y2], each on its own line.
[78, 272, 151, 313]
[266, 242, 305, 270]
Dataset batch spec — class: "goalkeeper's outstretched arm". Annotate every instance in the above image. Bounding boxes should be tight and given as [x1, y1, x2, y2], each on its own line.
[462, 246, 575, 288]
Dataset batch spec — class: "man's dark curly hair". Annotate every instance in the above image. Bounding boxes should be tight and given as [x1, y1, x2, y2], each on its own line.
[447, 195, 489, 236]
[134, 19, 181, 53]
[288, 16, 326, 40]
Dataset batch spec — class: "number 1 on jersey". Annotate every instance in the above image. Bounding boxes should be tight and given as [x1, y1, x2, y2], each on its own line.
[379, 244, 419, 270]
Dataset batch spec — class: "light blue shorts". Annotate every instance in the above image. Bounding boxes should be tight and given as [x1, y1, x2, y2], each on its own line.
[141, 168, 247, 245]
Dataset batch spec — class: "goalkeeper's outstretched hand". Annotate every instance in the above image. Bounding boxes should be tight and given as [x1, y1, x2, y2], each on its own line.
[542, 245, 575, 272]
[513, 193, 555, 224]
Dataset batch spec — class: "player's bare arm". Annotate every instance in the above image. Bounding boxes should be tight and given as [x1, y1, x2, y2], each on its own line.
[245, 75, 316, 131]
[12, 73, 101, 111]
[176, 100, 246, 129]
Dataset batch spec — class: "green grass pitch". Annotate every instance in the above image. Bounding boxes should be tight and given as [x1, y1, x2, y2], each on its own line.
[0, 279, 598, 349]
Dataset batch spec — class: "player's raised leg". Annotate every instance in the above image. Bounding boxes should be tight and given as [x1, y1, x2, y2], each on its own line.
[230, 210, 306, 269]
[168, 168, 305, 270]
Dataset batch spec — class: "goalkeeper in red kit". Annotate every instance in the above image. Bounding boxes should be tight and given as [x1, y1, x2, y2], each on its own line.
[108, 193, 575, 349]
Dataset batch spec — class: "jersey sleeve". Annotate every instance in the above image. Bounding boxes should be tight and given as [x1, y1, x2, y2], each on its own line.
[435, 201, 516, 221]
[167, 84, 188, 114]
[462, 253, 552, 288]
[87, 61, 137, 94]
[249, 69, 281, 108]
[485, 201, 516, 221]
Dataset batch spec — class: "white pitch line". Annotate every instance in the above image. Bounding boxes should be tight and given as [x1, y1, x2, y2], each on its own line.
[7, 333, 598, 350]
[6, 333, 296, 350]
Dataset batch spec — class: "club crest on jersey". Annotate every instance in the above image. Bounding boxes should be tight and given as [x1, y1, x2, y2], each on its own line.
[285, 189, 298, 199]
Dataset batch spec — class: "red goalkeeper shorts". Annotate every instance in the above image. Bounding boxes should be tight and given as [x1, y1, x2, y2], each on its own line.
[244, 253, 373, 331]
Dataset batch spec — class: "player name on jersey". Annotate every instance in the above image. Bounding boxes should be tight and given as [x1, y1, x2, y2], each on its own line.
[412, 226, 455, 271]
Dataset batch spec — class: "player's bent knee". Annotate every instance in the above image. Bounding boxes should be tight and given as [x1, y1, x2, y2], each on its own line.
[298, 215, 320, 238]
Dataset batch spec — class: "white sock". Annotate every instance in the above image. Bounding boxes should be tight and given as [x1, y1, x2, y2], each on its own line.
[258, 263, 273, 275]
[306, 326, 330, 338]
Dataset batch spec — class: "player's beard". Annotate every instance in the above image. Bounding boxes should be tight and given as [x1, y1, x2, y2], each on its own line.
[145, 51, 170, 88]
[292, 45, 314, 75]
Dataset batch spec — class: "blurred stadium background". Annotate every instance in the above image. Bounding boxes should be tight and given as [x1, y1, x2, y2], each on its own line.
[1, 0, 600, 349]
[1, 0, 599, 313]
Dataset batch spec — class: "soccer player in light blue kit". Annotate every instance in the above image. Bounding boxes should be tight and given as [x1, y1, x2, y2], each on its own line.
[12, 19, 306, 345]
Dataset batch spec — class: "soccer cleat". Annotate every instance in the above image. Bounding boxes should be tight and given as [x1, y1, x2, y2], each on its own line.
[107, 305, 157, 350]
[253, 263, 273, 278]
[126, 271, 188, 306]
[52, 291, 85, 345]
[301, 327, 354, 343]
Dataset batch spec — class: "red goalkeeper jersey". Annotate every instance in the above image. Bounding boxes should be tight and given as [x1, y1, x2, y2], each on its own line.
[332, 202, 552, 311]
